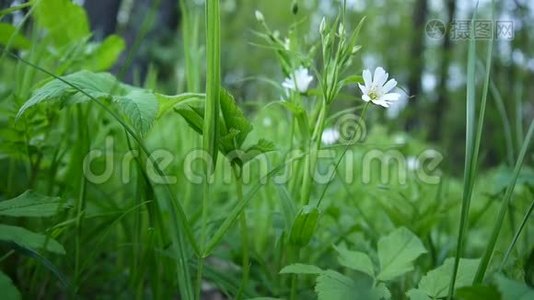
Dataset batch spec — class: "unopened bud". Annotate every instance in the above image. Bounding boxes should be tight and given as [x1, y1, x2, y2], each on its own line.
[255, 10, 264, 22]
[320, 17, 326, 34]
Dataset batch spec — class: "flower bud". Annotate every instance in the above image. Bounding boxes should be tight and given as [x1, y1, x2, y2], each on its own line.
[320, 17, 326, 35]
[255, 10, 264, 22]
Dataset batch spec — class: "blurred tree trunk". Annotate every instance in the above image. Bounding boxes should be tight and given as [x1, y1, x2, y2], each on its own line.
[431, 0, 456, 141]
[83, 0, 122, 41]
[405, 0, 428, 131]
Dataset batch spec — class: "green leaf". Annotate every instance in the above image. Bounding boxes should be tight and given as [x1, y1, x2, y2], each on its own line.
[377, 227, 427, 281]
[406, 289, 431, 300]
[84, 35, 125, 71]
[495, 274, 534, 300]
[16, 71, 117, 118]
[219, 88, 253, 151]
[289, 205, 320, 247]
[315, 270, 358, 300]
[33, 0, 90, 48]
[0, 271, 21, 300]
[0, 190, 68, 217]
[315, 270, 382, 300]
[417, 258, 480, 298]
[280, 263, 323, 275]
[114, 89, 159, 136]
[334, 245, 375, 278]
[175, 105, 205, 135]
[456, 284, 501, 300]
[0, 224, 65, 254]
[156, 93, 205, 118]
[0, 23, 31, 50]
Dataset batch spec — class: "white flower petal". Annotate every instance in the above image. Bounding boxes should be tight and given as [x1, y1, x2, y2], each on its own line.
[373, 67, 388, 86]
[382, 79, 397, 94]
[381, 92, 401, 101]
[362, 69, 372, 87]
[358, 83, 368, 94]
[362, 94, 371, 102]
[372, 99, 390, 107]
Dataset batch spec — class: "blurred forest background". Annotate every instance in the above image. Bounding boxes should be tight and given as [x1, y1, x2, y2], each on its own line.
[2, 0, 533, 172]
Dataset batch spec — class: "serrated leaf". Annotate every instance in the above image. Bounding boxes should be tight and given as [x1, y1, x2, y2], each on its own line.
[418, 258, 480, 298]
[495, 274, 534, 300]
[114, 89, 158, 136]
[0, 23, 31, 50]
[17, 71, 118, 118]
[0, 224, 65, 254]
[334, 245, 375, 278]
[0, 190, 68, 217]
[280, 263, 323, 275]
[33, 0, 89, 48]
[377, 227, 427, 281]
[219, 88, 252, 150]
[0, 271, 21, 300]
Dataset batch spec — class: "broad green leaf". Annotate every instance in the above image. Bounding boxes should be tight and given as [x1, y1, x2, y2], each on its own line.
[315, 270, 381, 300]
[377, 227, 427, 281]
[16, 71, 117, 118]
[0, 23, 31, 49]
[114, 89, 158, 136]
[0, 271, 21, 300]
[406, 289, 431, 300]
[0, 224, 65, 254]
[334, 245, 375, 278]
[495, 274, 534, 300]
[33, 0, 89, 48]
[84, 35, 125, 71]
[418, 258, 480, 298]
[280, 263, 323, 275]
[0, 190, 68, 217]
[315, 270, 358, 300]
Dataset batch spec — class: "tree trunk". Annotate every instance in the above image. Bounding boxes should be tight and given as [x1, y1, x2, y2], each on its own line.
[431, 0, 456, 141]
[405, 0, 428, 131]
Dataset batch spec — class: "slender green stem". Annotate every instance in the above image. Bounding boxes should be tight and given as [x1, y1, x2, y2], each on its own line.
[234, 166, 249, 299]
[473, 120, 534, 283]
[500, 197, 534, 270]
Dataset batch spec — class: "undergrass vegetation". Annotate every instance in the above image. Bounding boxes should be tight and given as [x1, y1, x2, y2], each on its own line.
[1, 0, 533, 299]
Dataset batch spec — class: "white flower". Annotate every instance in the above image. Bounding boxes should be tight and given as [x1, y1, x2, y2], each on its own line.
[358, 67, 401, 108]
[321, 128, 340, 145]
[282, 66, 313, 93]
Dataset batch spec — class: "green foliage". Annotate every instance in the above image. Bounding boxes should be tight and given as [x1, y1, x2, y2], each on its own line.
[0, 190, 68, 217]
[279, 263, 323, 275]
[33, 0, 90, 48]
[495, 275, 534, 300]
[0, 271, 21, 300]
[0, 23, 31, 50]
[0, 224, 65, 254]
[16, 70, 159, 136]
[377, 227, 427, 281]
[408, 258, 480, 298]
[334, 245, 375, 278]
